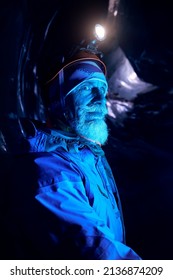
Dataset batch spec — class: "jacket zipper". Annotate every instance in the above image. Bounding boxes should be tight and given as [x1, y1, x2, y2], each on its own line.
[96, 156, 126, 243]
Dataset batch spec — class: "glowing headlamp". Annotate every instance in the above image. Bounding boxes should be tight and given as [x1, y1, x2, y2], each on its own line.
[81, 24, 106, 56]
[69, 24, 106, 59]
[94, 24, 106, 41]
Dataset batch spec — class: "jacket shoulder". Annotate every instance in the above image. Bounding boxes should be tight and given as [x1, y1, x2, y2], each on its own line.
[11, 151, 82, 190]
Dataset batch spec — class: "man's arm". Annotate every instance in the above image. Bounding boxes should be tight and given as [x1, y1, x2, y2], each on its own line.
[7, 152, 141, 260]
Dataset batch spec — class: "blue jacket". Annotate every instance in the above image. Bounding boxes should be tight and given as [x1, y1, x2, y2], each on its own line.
[6, 123, 141, 259]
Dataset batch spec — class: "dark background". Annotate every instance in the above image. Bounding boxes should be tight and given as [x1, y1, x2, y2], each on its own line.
[1, 0, 173, 259]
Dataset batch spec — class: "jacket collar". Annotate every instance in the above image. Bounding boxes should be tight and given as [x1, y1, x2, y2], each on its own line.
[27, 122, 104, 156]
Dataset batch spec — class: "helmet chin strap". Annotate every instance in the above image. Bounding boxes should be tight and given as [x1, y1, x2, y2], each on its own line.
[59, 68, 66, 114]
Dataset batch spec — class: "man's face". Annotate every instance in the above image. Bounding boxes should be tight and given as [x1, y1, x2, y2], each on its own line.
[66, 79, 109, 145]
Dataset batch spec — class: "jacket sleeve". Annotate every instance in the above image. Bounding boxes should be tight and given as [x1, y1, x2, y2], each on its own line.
[9, 152, 141, 260]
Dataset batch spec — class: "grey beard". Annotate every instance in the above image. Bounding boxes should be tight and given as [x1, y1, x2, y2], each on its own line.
[69, 105, 109, 145]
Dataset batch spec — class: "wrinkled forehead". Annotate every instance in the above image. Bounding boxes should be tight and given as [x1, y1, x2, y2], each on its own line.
[75, 77, 108, 89]
[71, 77, 108, 97]
[63, 61, 108, 97]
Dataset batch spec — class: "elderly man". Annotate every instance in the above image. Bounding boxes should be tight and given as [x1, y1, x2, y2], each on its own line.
[3, 51, 141, 259]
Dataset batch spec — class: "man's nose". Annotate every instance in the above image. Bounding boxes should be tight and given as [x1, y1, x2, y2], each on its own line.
[91, 87, 106, 102]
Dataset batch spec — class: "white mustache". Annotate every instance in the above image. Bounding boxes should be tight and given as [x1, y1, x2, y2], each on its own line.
[80, 104, 107, 115]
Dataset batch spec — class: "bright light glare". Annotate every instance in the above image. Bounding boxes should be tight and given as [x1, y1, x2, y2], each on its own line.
[94, 24, 106, 41]
[128, 71, 137, 81]
[114, 10, 118, 17]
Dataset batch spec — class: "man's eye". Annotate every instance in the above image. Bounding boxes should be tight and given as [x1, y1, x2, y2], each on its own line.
[100, 86, 107, 96]
[79, 85, 91, 91]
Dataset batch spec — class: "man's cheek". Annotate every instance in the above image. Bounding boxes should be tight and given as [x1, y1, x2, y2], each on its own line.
[78, 94, 92, 106]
